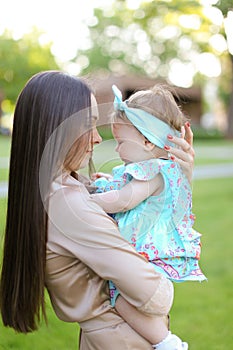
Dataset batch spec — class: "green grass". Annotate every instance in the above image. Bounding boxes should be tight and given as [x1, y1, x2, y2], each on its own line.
[0, 135, 10, 182]
[0, 168, 9, 182]
[170, 177, 233, 349]
[195, 158, 233, 165]
[193, 139, 233, 147]
[0, 135, 11, 157]
[0, 308, 79, 350]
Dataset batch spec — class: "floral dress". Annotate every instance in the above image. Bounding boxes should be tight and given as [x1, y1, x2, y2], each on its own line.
[94, 158, 206, 282]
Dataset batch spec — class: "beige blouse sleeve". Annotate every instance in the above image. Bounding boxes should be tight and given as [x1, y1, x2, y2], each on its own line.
[48, 184, 173, 316]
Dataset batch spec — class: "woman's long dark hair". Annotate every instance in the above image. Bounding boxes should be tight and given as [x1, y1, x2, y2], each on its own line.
[0, 71, 92, 333]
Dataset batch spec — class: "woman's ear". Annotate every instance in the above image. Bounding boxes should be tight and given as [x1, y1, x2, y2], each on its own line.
[144, 139, 155, 152]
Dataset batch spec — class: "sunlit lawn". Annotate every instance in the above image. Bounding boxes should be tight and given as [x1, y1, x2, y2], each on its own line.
[0, 135, 11, 157]
[0, 134, 233, 349]
[0, 135, 10, 182]
[171, 177, 233, 350]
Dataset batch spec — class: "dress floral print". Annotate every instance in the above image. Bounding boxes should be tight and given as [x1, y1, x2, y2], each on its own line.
[95, 159, 206, 282]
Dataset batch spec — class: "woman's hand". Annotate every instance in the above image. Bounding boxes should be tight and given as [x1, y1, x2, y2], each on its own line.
[165, 122, 195, 183]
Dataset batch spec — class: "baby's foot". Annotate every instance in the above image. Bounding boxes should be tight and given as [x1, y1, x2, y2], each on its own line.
[153, 332, 188, 349]
[181, 342, 188, 350]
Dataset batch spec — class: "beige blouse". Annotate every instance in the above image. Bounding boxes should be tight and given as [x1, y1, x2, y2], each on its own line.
[45, 173, 173, 336]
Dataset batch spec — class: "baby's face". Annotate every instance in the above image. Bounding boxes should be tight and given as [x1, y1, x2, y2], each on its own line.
[112, 122, 153, 164]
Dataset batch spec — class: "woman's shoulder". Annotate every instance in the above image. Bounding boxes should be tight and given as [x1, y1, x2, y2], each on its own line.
[50, 172, 84, 191]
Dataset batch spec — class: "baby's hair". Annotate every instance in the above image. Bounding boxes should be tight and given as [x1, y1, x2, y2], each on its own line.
[114, 84, 188, 132]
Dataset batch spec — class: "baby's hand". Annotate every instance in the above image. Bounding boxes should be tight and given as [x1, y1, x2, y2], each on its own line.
[91, 172, 113, 181]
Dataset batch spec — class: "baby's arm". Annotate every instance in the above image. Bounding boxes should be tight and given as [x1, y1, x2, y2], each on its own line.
[91, 173, 163, 213]
[115, 295, 169, 344]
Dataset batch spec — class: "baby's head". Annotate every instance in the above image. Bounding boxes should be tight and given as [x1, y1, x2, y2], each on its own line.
[112, 84, 188, 162]
[115, 84, 187, 132]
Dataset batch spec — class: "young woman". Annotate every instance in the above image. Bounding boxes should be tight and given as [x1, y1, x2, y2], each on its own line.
[0, 71, 195, 349]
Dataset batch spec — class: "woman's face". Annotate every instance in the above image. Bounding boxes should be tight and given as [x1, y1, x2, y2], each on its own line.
[79, 94, 102, 169]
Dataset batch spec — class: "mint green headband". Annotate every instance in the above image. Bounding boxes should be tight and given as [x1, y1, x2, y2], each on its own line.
[112, 85, 180, 148]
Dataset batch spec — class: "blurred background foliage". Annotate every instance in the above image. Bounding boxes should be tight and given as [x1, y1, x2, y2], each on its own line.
[0, 0, 233, 139]
[76, 0, 233, 138]
[0, 29, 58, 111]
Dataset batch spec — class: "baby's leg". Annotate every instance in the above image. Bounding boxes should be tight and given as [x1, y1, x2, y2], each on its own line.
[115, 296, 188, 349]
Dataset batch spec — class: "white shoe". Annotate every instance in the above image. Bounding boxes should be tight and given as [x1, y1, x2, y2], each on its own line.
[182, 342, 189, 350]
[153, 332, 189, 350]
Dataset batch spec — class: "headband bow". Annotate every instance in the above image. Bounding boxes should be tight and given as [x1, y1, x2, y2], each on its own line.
[112, 84, 180, 148]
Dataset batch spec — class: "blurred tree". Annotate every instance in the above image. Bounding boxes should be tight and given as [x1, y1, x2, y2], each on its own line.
[75, 0, 232, 137]
[0, 29, 59, 113]
[77, 0, 206, 80]
[214, 1, 233, 138]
